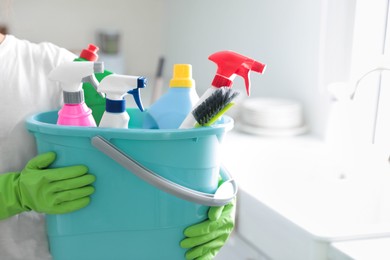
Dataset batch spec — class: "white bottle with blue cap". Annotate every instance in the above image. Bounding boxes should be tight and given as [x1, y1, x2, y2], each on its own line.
[97, 74, 146, 128]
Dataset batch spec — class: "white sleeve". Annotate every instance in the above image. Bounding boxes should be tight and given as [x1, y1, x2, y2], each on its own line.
[0, 35, 77, 173]
[0, 35, 79, 260]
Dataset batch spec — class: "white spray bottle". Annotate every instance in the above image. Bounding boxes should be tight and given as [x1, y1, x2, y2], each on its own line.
[49, 61, 104, 126]
[98, 74, 147, 128]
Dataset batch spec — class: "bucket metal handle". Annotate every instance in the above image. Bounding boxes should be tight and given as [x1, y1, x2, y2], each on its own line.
[91, 136, 237, 207]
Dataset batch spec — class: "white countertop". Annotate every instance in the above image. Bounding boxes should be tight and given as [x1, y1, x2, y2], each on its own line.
[221, 129, 327, 196]
[329, 237, 390, 260]
[222, 129, 390, 260]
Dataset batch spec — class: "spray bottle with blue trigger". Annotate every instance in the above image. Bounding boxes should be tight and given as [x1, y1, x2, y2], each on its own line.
[97, 74, 147, 128]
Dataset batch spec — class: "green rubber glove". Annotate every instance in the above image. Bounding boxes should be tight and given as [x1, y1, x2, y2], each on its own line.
[0, 152, 95, 220]
[180, 198, 236, 260]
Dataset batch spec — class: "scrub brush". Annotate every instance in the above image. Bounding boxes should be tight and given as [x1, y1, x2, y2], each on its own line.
[192, 87, 240, 127]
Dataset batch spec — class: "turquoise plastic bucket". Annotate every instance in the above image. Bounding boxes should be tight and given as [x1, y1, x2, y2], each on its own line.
[26, 108, 235, 260]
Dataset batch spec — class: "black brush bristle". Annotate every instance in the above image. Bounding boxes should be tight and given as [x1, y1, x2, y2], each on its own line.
[192, 87, 239, 126]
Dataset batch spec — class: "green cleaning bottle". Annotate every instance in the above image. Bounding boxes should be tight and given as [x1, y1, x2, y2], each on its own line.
[75, 44, 112, 125]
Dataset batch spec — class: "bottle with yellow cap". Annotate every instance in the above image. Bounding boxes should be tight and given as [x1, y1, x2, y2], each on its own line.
[143, 64, 199, 129]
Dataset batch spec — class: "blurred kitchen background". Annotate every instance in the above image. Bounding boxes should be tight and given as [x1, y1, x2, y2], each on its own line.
[0, 0, 359, 137]
[2, 0, 390, 259]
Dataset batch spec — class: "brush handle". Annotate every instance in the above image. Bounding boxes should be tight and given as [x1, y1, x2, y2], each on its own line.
[179, 87, 218, 129]
[91, 135, 237, 207]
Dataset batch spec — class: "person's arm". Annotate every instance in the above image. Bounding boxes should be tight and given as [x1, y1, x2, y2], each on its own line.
[0, 33, 5, 44]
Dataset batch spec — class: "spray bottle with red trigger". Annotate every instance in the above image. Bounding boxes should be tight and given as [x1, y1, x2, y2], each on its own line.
[179, 50, 266, 129]
[75, 44, 113, 125]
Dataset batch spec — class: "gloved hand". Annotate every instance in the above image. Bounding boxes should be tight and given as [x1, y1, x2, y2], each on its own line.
[180, 198, 236, 260]
[0, 152, 95, 220]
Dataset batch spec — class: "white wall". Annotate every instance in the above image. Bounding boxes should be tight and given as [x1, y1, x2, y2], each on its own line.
[0, 0, 164, 77]
[348, 0, 390, 145]
[162, 0, 357, 136]
[0, 0, 357, 136]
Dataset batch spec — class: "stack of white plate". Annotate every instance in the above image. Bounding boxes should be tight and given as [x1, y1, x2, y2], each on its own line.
[237, 98, 308, 136]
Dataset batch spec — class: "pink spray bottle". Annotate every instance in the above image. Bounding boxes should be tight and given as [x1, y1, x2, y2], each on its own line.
[49, 61, 104, 126]
[179, 50, 266, 128]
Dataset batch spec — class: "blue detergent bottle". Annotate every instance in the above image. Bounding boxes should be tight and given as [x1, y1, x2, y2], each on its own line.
[143, 64, 199, 129]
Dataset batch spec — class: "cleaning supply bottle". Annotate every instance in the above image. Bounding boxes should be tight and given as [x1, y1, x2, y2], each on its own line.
[74, 44, 113, 125]
[179, 50, 266, 129]
[49, 61, 104, 127]
[143, 64, 198, 129]
[98, 74, 147, 128]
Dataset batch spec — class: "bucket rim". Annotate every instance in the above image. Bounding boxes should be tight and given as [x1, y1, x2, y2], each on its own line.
[25, 110, 234, 140]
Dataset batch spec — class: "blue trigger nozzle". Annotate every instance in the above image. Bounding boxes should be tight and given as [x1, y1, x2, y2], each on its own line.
[128, 76, 147, 112]
[138, 77, 147, 89]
